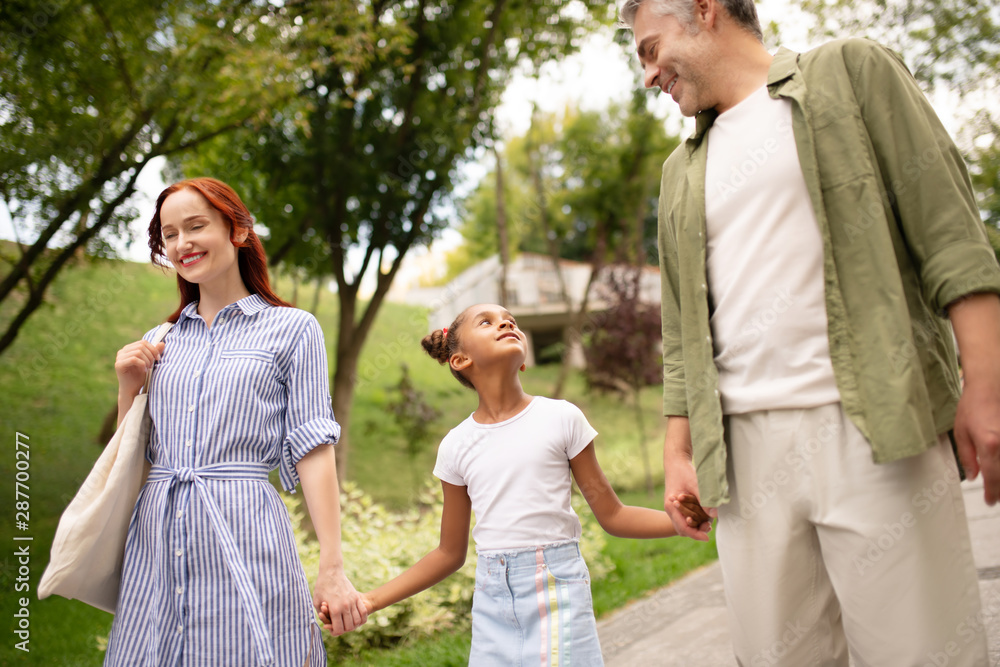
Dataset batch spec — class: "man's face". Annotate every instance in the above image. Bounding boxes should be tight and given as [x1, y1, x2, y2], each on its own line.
[633, 2, 714, 117]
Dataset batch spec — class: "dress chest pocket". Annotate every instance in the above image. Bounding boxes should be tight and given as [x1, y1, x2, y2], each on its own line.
[219, 349, 276, 364]
[217, 349, 279, 390]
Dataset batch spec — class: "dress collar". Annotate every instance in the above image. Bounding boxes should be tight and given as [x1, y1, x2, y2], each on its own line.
[176, 293, 271, 324]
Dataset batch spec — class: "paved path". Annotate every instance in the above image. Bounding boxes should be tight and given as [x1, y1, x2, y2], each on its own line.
[598, 478, 1000, 666]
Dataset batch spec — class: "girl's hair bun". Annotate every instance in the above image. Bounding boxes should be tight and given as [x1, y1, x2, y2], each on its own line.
[421, 329, 451, 364]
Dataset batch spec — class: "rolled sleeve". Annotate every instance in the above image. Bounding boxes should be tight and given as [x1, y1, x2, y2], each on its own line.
[849, 40, 1000, 313]
[279, 317, 341, 492]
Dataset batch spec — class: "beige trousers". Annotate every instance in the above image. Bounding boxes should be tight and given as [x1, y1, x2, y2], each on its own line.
[716, 403, 988, 667]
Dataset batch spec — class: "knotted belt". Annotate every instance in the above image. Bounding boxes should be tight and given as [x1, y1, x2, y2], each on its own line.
[148, 462, 275, 666]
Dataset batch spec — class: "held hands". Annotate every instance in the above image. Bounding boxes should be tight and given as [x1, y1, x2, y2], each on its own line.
[664, 458, 716, 541]
[313, 568, 369, 636]
[114, 339, 166, 397]
[318, 594, 374, 636]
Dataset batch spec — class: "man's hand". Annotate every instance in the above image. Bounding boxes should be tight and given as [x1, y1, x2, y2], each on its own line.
[949, 293, 1000, 506]
[663, 416, 716, 540]
[953, 381, 1000, 505]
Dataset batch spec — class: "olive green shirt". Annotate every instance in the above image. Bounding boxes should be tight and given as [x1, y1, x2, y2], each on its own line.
[657, 38, 1000, 507]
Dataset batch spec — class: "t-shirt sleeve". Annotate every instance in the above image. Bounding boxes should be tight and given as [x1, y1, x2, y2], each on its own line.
[564, 401, 598, 459]
[432, 432, 466, 487]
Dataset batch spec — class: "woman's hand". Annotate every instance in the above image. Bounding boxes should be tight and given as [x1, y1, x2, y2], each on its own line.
[115, 340, 165, 397]
[313, 567, 368, 636]
[114, 339, 165, 426]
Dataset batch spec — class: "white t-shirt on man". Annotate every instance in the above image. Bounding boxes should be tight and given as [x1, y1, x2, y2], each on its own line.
[704, 84, 841, 414]
[433, 396, 598, 552]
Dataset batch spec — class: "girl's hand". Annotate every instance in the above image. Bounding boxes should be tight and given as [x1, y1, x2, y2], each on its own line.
[313, 568, 368, 636]
[672, 493, 712, 528]
[115, 340, 165, 398]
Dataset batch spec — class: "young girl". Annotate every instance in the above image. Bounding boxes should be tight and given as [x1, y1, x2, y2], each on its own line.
[106, 178, 366, 665]
[324, 303, 705, 665]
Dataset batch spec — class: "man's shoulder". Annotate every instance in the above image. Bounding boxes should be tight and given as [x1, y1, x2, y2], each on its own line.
[798, 38, 903, 81]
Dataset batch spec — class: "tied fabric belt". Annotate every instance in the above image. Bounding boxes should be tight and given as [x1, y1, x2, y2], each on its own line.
[148, 462, 275, 666]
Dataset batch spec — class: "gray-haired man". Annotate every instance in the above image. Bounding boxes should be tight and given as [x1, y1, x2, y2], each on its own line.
[622, 0, 999, 663]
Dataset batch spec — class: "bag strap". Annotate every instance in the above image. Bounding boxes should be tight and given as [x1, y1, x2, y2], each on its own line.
[140, 322, 174, 395]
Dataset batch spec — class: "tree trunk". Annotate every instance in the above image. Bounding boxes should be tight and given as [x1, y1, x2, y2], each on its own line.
[309, 275, 323, 315]
[331, 346, 359, 483]
[0, 171, 143, 355]
[494, 145, 510, 308]
[526, 119, 574, 397]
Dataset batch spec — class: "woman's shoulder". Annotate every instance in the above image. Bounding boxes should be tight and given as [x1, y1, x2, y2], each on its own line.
[254, 304, 324, 334]
[141, 321, 174, 343]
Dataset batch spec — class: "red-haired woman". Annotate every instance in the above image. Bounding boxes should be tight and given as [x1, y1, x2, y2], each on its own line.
[105, 178, 365, 665]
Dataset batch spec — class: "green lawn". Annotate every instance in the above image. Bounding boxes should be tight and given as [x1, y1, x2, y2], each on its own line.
[0, 250, 716, 665]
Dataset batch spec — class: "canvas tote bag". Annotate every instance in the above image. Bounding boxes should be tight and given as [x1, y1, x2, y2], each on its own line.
[38, 321, 173, 613]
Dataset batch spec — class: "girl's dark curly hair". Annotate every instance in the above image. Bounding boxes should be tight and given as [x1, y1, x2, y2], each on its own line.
[421, 312, 475, 389]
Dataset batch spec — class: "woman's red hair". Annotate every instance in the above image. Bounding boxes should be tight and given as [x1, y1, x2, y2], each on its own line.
[148, 177, 290, 322]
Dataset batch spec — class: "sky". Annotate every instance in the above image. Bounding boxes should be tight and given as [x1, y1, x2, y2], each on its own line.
[4, 0, 972, 297]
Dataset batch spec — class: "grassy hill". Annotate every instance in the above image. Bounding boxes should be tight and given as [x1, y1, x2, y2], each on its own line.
[0, 249, 716, 665]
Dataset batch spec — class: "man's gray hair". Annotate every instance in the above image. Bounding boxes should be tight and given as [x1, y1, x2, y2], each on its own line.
[619, 0, 763, 42]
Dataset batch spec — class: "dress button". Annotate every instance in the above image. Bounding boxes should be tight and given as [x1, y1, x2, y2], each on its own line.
[177, 624, 183, 633]
[176, 587, 183, 595]
[185, 439, 192, 447]
[175, 549, 183, 557]
[193, 370, 200, 377]
[188, 404, 195, 412]
[176, 510, 183, 518]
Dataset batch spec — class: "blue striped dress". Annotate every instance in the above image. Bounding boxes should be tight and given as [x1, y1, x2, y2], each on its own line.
[105, 294, 337, 666]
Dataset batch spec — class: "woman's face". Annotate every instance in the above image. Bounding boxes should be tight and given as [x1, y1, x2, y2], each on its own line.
[159, 187, 246, 290]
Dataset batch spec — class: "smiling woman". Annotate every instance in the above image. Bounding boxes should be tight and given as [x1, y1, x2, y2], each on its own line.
[103, 177, 369, 666]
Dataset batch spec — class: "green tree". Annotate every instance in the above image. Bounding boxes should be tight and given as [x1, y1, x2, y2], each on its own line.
[449, 94, 679, 395]
[0, 0, 301, 354]
[176, 0, 616, 479]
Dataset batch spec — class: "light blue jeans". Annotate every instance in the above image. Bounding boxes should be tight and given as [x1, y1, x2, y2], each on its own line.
[469, 541, 604, 666]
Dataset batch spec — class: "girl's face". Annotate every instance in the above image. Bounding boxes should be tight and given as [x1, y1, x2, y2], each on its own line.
[159, 188, 246, 290]
[451, 304, 527, 375]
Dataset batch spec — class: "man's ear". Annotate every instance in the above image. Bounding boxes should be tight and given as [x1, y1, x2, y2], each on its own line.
[695, 0, 718, 29]
[450, 351, 472, 373]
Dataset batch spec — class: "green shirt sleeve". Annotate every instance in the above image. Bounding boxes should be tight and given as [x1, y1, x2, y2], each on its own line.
[846, 40, 1000, 313]
[658, 154, 689, 417]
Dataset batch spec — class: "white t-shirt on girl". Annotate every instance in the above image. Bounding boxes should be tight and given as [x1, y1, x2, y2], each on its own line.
[433, 396, 598, 553]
